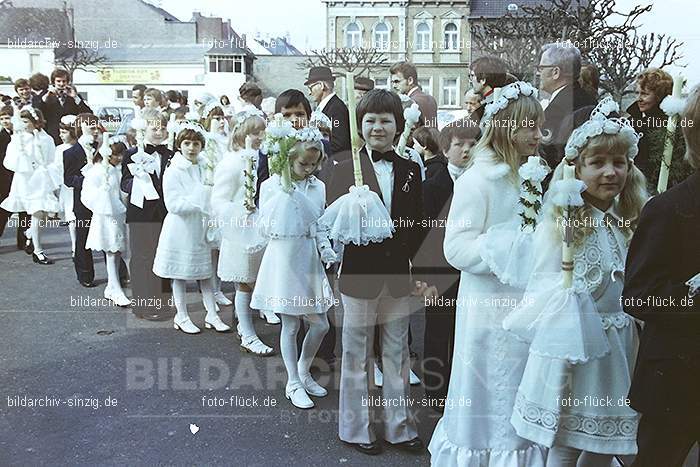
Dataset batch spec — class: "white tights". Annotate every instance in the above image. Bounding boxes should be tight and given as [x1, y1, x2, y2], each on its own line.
[29, 214, 43, 253]
[546, 445, 615, 467]
[279, 314, 329, 385]
[171, 278, 218, 321]
[105, 252, 125, 294]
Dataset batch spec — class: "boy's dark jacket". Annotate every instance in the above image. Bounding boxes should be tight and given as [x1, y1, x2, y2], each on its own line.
[327, 146, 424, 299]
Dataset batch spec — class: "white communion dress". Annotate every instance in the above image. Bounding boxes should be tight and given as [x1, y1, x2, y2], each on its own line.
[504, 202, 640, 455]
[81, 162, 127, 253]
[428, 151, 547, 467]
[1, 129, 59, 215]
[251, 175, 334, 315]
[211, 147, 266, 283]
[54, 142, 75, 222]
[152, 152, 213, 281]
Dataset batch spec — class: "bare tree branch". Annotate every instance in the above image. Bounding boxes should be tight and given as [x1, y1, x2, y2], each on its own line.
[299, 47, 388, 76]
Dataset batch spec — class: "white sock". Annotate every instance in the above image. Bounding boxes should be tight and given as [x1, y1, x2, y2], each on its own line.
[298, 314, 330, 378]
[199, 277, 218, 320]
[234, 290, 255, 337]
[30, 214, 43, 253]
[280, 314, 302, 385]
[171, 279, 189, 321]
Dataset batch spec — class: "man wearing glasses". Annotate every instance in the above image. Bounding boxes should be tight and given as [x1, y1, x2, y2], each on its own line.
[390, 61, 438, 128]
[304, 66, 351, 160]
[536, 42, 597, 167]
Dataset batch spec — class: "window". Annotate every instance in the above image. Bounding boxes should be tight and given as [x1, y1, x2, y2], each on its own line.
[345, 22, 362, 48]
[116, 89, 134, 100]
[442, 78, 458, 106]
[418, 78, 432, 96]
[444, 23, 458, 50]
[374, 22, 390, 51]
[29, 53, 41, 73]
[415, 22, 431, 51]
[373, 76, 391, 90]
[209, 55, 245, 73]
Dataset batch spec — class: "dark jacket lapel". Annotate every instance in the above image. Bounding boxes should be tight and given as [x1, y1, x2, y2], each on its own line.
[359, 147, 383, 202]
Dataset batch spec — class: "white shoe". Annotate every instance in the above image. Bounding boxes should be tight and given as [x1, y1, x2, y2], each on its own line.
[374, 363, 383, 387]
[409, 369, 421, 385]
[285, 382, 314, 409]
[214, 291, 232, 306]
[173, 316, 201, 334]
[240, 335, 274, 356]
[204, 314, 231, 332]
[259, 309, 281, 325]
[105, 287, 131, 307]
[300, 374, 327, 397]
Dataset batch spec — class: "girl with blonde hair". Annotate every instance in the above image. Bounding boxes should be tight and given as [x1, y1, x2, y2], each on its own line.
[429, 82, 549, 466]
[212, 109, 273, 354]
[505, 97, 648, 466]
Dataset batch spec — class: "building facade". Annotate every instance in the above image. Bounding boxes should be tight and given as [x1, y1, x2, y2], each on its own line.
[323, 0, 544, 110]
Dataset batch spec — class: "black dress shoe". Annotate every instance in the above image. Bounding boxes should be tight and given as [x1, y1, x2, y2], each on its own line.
[79, 280, 97, 288]
[32, 252, 54, 265]
[344, 441, 382, 456]
[388, 437, 425, 453]
[24, 239, 33, 255]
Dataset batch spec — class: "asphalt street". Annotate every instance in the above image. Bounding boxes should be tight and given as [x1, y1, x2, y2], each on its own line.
[0, 224, 436, 466]
[1, 224, 698, 466]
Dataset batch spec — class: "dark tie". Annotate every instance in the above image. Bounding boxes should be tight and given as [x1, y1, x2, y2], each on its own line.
[90, 141, 99, 150]
[146, 144, 168, 154]
[371, 149, 394, 163]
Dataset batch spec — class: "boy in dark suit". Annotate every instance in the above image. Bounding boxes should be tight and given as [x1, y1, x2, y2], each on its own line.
[121, 109, 173, 319]
[330, 89, 424, 456]
[622, 85, 700, 467]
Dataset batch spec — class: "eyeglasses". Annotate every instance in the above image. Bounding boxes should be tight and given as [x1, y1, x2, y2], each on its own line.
[307, 82, 322, 92]
[536, 64, 559, 72]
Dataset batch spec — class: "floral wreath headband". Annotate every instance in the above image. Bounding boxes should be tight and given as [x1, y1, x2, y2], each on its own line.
[233, 107, 265, 132]
[480, 81, 538, 129]
[309, 110, 332, 129]
[202, 100, 224, 120]
[564, 97, 640, 162]
[19, 104, 39, 121]
[174, 120, 208, 139]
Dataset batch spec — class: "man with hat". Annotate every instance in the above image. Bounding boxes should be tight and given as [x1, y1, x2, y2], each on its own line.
[354, 76, 375, 100]
[305, 66, 351, 160]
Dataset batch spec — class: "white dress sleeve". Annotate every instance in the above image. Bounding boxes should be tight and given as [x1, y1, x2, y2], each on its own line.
[163, 168, 207, 215]
[443, 172, 490, 274]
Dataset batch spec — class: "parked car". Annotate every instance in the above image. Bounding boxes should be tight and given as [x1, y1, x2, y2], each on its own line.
[95, 106, 134, 133]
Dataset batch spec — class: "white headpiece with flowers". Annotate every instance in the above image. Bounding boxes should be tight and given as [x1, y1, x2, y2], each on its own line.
[309, 110, 332, 130]
[564, 96, 640, 162]
[481, 81, 538, 129]
[20, 104, 39, 121]
[294, 126, 323, 143]
[233, 107, 265, 132]
[174, 120, 207, 138]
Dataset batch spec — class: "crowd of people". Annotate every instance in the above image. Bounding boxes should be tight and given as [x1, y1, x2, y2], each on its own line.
[0, 40, 698, 466]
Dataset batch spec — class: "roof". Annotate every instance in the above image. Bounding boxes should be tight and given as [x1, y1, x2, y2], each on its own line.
[469, 0, 550, 18]
[0, 6, 72, 45]
[256, 37, 303, 56]
[137, 0, 180, 21]
[99, 44, 210, 63]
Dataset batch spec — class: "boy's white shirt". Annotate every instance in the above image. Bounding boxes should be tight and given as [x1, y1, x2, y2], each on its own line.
[366, 147, 394, 214]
